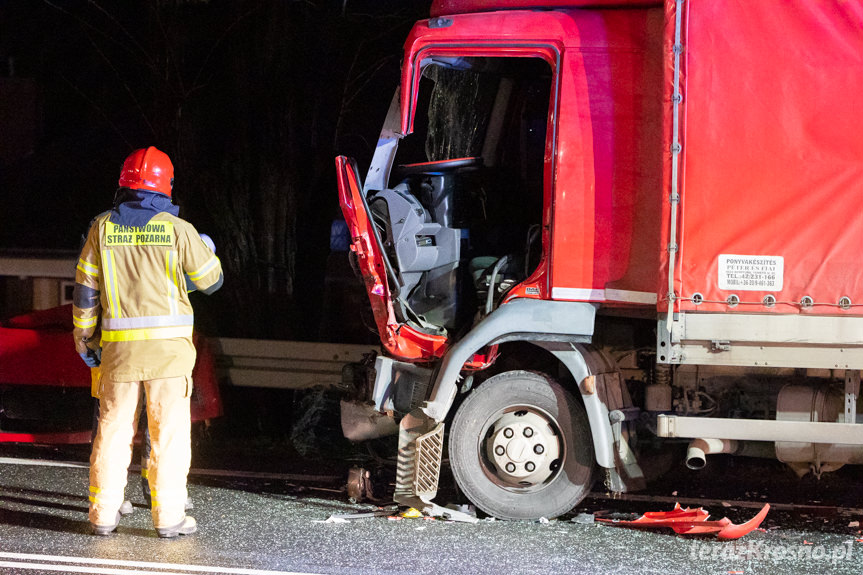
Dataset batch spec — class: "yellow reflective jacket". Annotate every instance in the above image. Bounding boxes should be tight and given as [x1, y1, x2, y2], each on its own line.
[73, 212, 223, 382]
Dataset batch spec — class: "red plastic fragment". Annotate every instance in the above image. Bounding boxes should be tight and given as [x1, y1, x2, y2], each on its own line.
[715, 504, 770, 541]
[0, 431, 93, 444]
[596, 502, 770, 540]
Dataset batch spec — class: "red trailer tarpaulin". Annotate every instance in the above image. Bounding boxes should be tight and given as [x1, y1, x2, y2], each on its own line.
[665, 0, 863, 315]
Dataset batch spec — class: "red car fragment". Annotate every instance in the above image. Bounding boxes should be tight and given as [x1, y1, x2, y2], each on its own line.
[0, 304, 222, 443]
[597, 502, 770, 540]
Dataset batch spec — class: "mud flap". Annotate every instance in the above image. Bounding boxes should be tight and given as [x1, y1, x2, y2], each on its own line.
[393, 409, 478, 523]
[548, 346, 646, 493]
[600, 372, 646, 493]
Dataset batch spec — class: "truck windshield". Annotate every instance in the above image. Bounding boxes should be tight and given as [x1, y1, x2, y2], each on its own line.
[398, 56, 550, 175]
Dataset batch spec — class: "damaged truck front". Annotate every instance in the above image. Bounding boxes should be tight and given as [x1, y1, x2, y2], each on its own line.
[335, 0, 863, 520]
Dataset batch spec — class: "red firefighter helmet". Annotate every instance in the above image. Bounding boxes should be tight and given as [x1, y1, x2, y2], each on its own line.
[118, 146, 174, 197]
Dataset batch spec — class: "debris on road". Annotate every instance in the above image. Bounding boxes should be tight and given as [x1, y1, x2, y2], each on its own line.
[596, 502, 770, 540]
[571, 513, 595, 525]
[400, 507, 423, 519]
[346, 466, 382, 503]
[318, 507, 397, 523]
[427, 503, 478, 524]
[319, 502, 478, 524]
[587, 491, 863, 515]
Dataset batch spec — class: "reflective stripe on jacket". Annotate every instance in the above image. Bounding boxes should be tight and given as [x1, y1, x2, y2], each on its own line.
[73, 212, 223, 381]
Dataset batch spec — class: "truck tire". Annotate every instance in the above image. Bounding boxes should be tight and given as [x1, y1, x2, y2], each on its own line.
[449, 370, 594, 520]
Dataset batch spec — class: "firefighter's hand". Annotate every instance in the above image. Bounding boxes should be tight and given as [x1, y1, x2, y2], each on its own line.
[200, 233, 216, 254]
[79, 347, 101, 368]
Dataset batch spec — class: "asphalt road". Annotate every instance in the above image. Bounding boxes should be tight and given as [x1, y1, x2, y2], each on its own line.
[2, 443, 863, 575]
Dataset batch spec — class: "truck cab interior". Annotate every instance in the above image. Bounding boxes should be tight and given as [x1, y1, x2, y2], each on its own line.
[370, 56, 552, 338]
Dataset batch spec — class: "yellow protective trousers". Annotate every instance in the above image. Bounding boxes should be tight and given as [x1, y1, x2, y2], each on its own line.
[89, 375, 192, 529]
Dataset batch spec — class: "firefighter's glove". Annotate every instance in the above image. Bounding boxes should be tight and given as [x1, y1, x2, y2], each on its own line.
[80, 347, 102, 368]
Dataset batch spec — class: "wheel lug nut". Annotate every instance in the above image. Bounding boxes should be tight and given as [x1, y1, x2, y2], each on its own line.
[495, 445, 505, 456]
[523, 427, 534, 437]
[503, 427, 514, 438]
[505, 462, 516, 473]
[534, 444, 544, 454]
[525, 461, 536, 472]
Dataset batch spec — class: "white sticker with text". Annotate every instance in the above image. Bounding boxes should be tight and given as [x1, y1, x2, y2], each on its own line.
[718, 254, 783, 291]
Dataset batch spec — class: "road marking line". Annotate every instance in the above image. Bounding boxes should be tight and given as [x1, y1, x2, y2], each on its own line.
[186, 468, 339, 483]
[0, 458, 338, 482]
[0, 553, 321, 575]
[0, 561, 188, 575]
[0, 457, 88, 468]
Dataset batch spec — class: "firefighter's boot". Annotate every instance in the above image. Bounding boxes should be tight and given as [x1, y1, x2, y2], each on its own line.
[90, 511, 122, 536]
[156, 515, 197, 538]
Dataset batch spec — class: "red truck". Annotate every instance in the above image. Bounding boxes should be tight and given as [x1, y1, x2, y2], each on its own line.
[336, 0, 863, 520]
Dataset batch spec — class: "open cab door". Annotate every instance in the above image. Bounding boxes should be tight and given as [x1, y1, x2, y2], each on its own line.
[335, 156, 449, 361]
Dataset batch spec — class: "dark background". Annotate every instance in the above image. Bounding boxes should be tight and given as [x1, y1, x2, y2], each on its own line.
[0, 0, 431, 341]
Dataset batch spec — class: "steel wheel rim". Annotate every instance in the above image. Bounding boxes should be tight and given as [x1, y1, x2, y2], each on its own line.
[478, 404, 565, 493]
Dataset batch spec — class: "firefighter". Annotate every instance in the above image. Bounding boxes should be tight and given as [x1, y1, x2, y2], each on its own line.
[73, 146, 223, 537]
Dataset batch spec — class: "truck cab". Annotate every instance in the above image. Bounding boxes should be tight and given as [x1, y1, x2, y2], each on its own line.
[336, 0, 863, 520]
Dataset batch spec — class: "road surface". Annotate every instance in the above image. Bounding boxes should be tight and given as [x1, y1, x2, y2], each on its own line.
[2, 445, 863, 575]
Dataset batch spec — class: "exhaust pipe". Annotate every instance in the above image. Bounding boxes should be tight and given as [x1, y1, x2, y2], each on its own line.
[686, 438, 739, 470]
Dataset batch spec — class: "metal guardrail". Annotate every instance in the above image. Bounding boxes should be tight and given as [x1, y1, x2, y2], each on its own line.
[0, 253, 78, 279]
[212, 337, 377, 390]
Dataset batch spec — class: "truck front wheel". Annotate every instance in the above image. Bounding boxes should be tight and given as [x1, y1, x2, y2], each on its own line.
[449, 370, 594, 520]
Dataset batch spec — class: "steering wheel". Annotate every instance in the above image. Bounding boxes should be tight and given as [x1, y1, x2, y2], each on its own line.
[396, 156, 482, 176]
